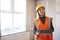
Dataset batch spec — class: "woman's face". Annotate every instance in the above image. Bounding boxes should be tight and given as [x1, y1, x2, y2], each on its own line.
[37, 7, 45, 17]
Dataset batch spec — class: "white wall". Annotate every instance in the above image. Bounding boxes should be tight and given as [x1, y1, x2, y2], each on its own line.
[26, 0, 36, 40]
[26, 0, 36, 31]
[1, 31, 30, 40]
[48, 0, 60, 40]
[55, 0, 60, 40]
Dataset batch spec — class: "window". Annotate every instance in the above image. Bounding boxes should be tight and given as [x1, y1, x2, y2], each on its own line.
[0, 0, 26, 36]
[14, 0, 26, 12]
[1, 0, 11, 11]
[1, 13, 12, 30]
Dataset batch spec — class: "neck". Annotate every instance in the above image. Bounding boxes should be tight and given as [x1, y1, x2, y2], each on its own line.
[40, 16, 44, 17]
[40, 15, 45, 18]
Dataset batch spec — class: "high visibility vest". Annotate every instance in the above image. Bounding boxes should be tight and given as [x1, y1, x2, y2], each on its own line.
[34, 17, 52, 30]
[34, 17, 53, 40]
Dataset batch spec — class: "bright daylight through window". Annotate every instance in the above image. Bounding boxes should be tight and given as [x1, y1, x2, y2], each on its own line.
[0, 0, 26, 36]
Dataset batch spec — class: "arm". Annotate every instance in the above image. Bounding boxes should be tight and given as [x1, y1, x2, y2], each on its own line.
[34, 19, 37, 34]
[50, 21, 54, 32]
[34, 25, 37, 34]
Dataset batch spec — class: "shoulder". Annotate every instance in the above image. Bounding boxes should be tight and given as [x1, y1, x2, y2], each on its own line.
[34, 18, 39, 25]
[34, 18, 36, 25]
[48, 17, 53, 22]
[46, 16, 53, 21]
[34, 18, 37, 23]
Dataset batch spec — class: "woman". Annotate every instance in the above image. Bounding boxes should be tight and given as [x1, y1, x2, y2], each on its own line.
[34, 4, 54, 40]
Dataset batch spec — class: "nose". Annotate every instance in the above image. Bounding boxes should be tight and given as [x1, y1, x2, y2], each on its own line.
[40, 10, 44, 13]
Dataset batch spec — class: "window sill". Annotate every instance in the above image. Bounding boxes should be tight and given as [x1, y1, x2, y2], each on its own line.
[1, 28, 26, 36]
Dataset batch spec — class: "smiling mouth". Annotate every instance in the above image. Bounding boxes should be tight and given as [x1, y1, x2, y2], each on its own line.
[41, 12, 44, 13]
